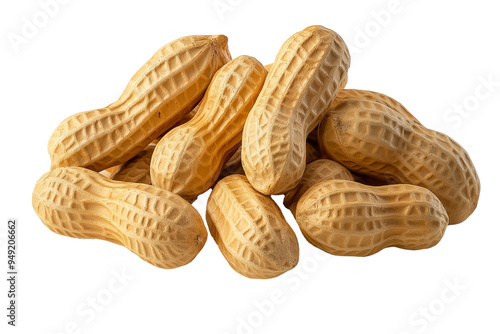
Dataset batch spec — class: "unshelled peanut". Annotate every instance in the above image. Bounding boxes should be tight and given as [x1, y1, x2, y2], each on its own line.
[319, 96, 480, 224]
[32, 25, 481, 278]
[151, 56, 267, 200]
[32, 167, 207, 269]
[296, 180, 449, 256]
[48, 35, 231, 171]
[242, 25, 350, 195]
[206, 175, 299, 279]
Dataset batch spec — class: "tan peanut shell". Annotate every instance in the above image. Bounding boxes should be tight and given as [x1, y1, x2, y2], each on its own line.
[109, 144, 155, 184]
[303, 87, 408, 152]
[32, 167, 207, 269]
[332, 89, 420, 124]
[151, 56, 267, 200]
[264, 64, 348, 92]
[296, 180, 449, 256]
[328, 90, 409, 188]
[206, 175, 299, 279]
[175, 104, 199, 126]
[153, 104, 200, 144]
[318, 97, 480, 224]
[48, 35, 231, 172]
[242, 25, 350, 195]
[284, 159, 353, 216]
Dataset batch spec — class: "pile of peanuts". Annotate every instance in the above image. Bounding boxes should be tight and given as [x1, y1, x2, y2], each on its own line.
[33, 25, 480, 279]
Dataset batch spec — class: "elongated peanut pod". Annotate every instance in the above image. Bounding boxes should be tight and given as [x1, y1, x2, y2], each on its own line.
[32, 167, 207, 269]
[284, 159, 353, 216]
[49, 35, 231, 172]
[296, 180, 449, 256]
[318, 97, 480, 224]
[207, 175, 299, 279]
[151, 56, 267, 200]
[242, 25, 350, 195]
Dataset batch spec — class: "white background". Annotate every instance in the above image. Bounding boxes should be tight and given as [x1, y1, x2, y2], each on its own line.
[1, 0, 498, 333]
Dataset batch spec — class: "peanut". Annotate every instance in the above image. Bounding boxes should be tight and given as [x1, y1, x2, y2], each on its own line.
[284, 159, 353, 216]
[295, 180, 449, 256]
[318, 96, 480, 224]
[206, 174, 299, 279]
[242, 25, 350, 195]
[151, 56, 267, 200]
[48, 35, 231, 172]
[32, 167, 207, 269]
